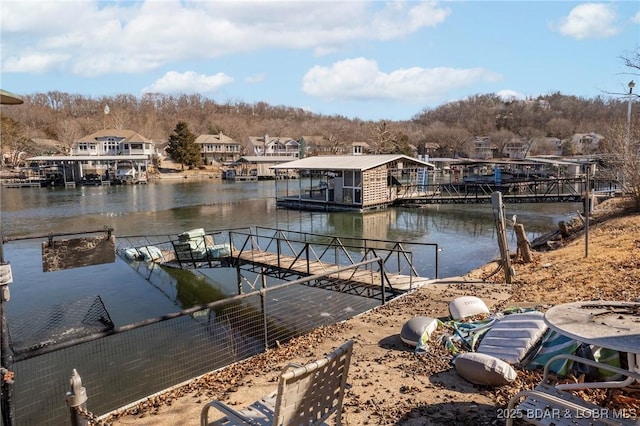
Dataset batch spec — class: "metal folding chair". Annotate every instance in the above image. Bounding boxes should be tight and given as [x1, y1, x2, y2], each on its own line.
[201, 340, 354, 426]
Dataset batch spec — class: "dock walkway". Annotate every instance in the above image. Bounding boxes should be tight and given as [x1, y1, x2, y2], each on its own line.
[231, 248, 433, 294]
[395, 177, 617, 205]
[120, 226, 440, 300]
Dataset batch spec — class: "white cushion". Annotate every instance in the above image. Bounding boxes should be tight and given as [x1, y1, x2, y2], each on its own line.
[454, 352, 517, 386]
[476, 311, 547, 365]
[448, 296, 490, 320]
[400, 316, 438, 347]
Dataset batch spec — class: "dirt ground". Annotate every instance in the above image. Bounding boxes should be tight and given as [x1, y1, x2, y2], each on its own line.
[104, 198, 640, 426]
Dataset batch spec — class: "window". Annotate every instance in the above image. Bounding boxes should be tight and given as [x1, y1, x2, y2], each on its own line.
[344, 170, 353, 186]
[104, 141, 118, 152]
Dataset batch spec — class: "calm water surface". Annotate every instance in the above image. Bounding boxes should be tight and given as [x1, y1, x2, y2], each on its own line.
[1, 180, 581, 325]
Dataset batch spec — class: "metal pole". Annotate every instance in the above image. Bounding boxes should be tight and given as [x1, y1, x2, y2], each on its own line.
[65, 369, 88, 426]
[624, 81, 634, 193]
[585, 166, 590, 258]
[0, 233, 14, 426]
[627, 82, 634, 141]
[0, 91, 23, 426]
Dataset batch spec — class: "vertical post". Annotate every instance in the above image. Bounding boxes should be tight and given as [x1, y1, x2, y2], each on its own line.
[65, 369, 88, 426]
[627, 81, 635, 143]
[260, 289, 269, 350]
[514, 224, 532, 263]
[0, 259, 14, 426]
[236, 264, 242, 295]
[379, 258, 386, 305]
[1, 90, 22, 426]
[584, 165, 591, 258]
[624, 81, 635, 193]
[491, 192, 513, 284]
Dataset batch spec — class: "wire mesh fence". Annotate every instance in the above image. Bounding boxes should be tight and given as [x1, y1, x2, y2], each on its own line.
[10, 265, 382, 425]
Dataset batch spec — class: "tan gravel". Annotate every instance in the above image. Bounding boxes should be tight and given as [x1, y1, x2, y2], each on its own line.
[104, 198, 640, 426]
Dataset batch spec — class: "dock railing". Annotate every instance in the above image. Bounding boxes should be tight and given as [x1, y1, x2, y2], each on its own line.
[116, 227, 440, 296]
[396, 177, 619, 205]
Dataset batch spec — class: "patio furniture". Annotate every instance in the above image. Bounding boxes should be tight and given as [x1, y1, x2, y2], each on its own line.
[506, 353, 639, 425]
[505, 301, 640, 426]
[201, 340, 354, 426]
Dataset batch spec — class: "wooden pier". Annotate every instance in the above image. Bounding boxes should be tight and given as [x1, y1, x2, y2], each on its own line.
[231, 248, 433, 297]
[118, 227, 440, 301]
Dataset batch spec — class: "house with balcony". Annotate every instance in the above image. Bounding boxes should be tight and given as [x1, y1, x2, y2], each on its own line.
[301, 135, 347, 156]
[571, 132, 603, 155]
[195, 132, 243, 164]
[26, 129, 157, 185]
[472, 137, 493, 159]
[249, 134, 300, 157]
[503, 139, 529, 159]
[72, 129, 156, 157]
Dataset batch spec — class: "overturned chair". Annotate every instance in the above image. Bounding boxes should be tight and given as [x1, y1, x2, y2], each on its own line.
[201, 340, 354, 426]
[506, 353, 640, 426]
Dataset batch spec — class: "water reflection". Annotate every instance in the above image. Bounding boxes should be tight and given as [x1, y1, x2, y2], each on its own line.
[1, 181, 581, 325]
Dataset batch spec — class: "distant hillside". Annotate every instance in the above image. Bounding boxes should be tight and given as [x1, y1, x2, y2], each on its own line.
[0, 90, 634, 160]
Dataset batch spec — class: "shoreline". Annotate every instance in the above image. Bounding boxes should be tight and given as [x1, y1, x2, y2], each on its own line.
[101, 198, 639, 425]
[106, 281, 517, 426]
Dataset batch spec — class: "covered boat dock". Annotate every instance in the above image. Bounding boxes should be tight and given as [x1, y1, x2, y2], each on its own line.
[270, 155, 435, 211]
[22, 154, 151, 185]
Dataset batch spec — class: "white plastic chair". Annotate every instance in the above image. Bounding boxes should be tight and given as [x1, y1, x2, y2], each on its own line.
[201, 340, 354, 426]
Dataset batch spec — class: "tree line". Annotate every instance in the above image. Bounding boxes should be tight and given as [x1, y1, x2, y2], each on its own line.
[0, 90, 635, 160]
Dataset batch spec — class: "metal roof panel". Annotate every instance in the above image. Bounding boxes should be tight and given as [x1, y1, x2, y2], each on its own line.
[271, 155, 434, 171]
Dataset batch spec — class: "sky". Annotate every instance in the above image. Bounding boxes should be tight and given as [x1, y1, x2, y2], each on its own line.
[1, 1, 639, 121]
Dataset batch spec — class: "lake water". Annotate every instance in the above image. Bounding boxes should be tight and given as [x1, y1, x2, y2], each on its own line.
[1, 180, 581, 325]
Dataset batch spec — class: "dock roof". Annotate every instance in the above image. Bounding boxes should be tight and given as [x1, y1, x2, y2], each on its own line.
[271, 155, 434, 171]
[26, 155, 150, 161]
[236, 156, 297, 164]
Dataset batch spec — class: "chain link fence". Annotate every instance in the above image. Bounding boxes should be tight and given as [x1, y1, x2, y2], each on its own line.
[10, 261, 383, 425]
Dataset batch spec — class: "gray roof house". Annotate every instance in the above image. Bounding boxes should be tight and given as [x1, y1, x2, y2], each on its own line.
[195, 132, 243, 164]
[249, 135, 300, 158]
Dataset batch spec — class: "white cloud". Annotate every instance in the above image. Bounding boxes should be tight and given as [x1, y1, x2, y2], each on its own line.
[495, 90, 524, 102]
[0, 0, 449, 75]
[302, 58, 502, 102]
[632, 10, 640, 24]
[555, 3, 619, 39]
[2, 53, 71, 73]
[245, 74, 265, 84]
[142, 71, 234, 95]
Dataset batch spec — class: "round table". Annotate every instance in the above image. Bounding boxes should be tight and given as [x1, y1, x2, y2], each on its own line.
[544, 301, 640, 354]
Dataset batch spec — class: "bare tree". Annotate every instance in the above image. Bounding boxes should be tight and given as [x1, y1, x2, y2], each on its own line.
[600, 121, 640, 210]
[0, 115, 36, 167]
[489, 129, 516, 158]
[598, 49, 640, 210]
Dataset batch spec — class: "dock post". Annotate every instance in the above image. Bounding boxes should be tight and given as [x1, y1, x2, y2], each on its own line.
[491, 192, 513, 283]
[514, 224, 532, 263]
[236, 265, 242, 295]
